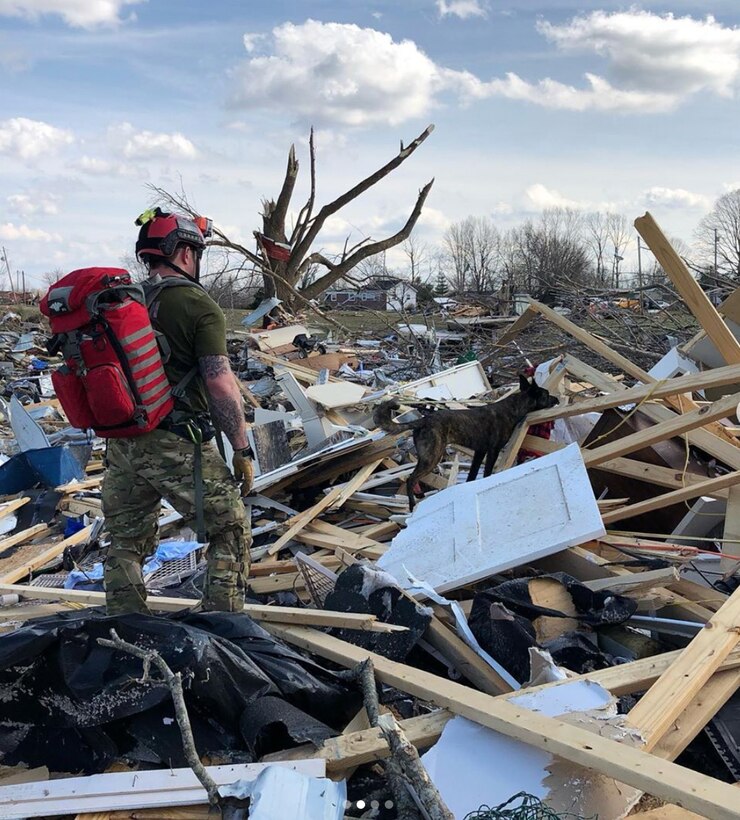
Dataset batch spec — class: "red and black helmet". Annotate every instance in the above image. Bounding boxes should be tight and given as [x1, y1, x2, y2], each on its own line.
[135, 208, 208, 261]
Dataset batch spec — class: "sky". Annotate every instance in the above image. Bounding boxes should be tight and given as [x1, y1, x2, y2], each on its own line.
[1, 0, 740, 289]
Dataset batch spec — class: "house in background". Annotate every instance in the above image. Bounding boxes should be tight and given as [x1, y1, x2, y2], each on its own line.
[374, 277, 418, 312]
[322, 277, 419, 312]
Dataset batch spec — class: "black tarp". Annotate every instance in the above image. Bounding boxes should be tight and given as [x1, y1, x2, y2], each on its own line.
[0, 610, 360, 773]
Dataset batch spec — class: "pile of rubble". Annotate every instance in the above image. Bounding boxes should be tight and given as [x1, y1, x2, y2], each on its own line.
[0, 219, 739, 818]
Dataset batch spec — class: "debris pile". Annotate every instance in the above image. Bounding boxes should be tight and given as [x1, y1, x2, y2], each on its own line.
[0, 218, 739, 818]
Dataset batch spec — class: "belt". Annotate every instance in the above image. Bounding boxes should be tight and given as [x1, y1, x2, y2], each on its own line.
[159, 413, 215, 443]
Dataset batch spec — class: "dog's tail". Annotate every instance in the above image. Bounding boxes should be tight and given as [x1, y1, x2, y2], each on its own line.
[373, 399, 420, 433]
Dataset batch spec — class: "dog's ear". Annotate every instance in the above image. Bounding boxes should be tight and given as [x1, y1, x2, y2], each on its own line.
[519, 374, 531, 392]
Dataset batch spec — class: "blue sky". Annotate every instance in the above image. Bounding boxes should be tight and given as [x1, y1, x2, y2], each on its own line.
[1, 1, 740, 287]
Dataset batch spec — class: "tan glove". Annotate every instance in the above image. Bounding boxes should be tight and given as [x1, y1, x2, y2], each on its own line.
[232, 447, 254, 497]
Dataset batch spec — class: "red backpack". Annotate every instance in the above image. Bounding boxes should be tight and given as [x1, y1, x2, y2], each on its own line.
[41, 267, 177, 437]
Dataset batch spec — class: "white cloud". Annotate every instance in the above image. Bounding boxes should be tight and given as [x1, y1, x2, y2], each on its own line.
[641, 186, 711, 210]
[242, 32, 264, 53]
[0, 117, 74, 161]
[73, 154, 140, 177]
[525, 184, 585, 210]
[537, 11, 740, 108]
[0, 0, 144, 29]
[0, 222, 61, 242]
[107, 123, 198, 160]
[436, 1, 486, 20]
[231, 20, 447, 127]
[7, 192, 59, 216]
[230, 15, 730, 128]
[481, 72, 676, 113]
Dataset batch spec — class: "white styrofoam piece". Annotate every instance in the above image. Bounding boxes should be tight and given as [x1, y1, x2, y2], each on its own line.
[377, 444, 604, 594]
[0, 761, 325, 819]
[421, 680, 616, 819]
[306, 381, 366, 409]
[222, 765, 345, 820]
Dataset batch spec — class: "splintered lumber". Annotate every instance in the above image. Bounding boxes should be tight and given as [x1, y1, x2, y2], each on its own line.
[262, 710, 453, 772]
[530, 299, 652, 382]
[597, 457, 729, 498]
[480, 305, 539, 366]
[266, 623, 740, 820]
[625, 584, 740, 750]
[584, 567, 680, 594]
[650, 668, 740, 761]
[534, 304, 737, 442]
[0, 583, 404, 633]
[636, 212, 740, 366]
[493, 420, 529, 472]
[0, 497, 29, 519]
[602, 470, 740, 524]
[55, 476, 103, 493]
[564, 355, 740, 471]
[268, 459, 382, 555]
[0, 523, 49, 553]
[583, 390, 740, 468]
[526, 362, 740, 425]
[262, 648, 740, 774]
[0, 524, 92, 584]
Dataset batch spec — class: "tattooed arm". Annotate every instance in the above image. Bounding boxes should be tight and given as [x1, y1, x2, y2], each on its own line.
[199, 355, 249, 450]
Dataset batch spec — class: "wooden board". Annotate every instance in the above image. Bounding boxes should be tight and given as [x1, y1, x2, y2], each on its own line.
[0, 525, 91, 584]
[268, 459, 382, 555]
[564, 355, 740, 472]
[583, 391, 740, 468]
[625, 584, 740, 749]
[602, 470, 740, 525]
[266, 623, 740, 820]
[0, 583, 404, 633]
[636, 212, 740, 366]
[526, 362, 740, 425]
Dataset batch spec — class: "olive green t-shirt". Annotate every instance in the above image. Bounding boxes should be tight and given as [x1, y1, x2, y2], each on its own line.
[150, 280, 228, 415]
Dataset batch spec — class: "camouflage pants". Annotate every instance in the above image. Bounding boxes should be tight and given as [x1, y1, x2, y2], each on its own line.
[102, 429, 251, 616]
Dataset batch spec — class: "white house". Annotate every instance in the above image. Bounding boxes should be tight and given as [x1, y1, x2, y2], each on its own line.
[375, 277, 418, 312]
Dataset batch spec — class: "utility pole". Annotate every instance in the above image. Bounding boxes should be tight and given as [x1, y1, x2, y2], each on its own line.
[0, 246, 13, 292]
[637, 236, 644, 314]
[714, 228, 719, 281]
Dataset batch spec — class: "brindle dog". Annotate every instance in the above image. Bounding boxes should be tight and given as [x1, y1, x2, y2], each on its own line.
[373, 375, 559, 510]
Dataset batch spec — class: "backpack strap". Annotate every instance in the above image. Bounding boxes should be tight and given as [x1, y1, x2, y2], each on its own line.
[143, 275, 208, 411]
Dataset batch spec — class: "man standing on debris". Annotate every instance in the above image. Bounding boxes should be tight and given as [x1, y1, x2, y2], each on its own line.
[103, 209, 253, 615]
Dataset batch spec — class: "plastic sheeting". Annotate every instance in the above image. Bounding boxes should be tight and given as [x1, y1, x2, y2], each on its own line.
[0, 611, 360, 773]
[64, 540, 201, 589]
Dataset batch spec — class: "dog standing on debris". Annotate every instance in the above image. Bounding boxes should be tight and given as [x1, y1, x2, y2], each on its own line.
[373, 375, 559, 511]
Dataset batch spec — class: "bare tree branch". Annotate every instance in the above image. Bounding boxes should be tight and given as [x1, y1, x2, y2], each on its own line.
[97, 629, 222, 807]
[287, 124, 435, 279]
[300, 179, 434, 302]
